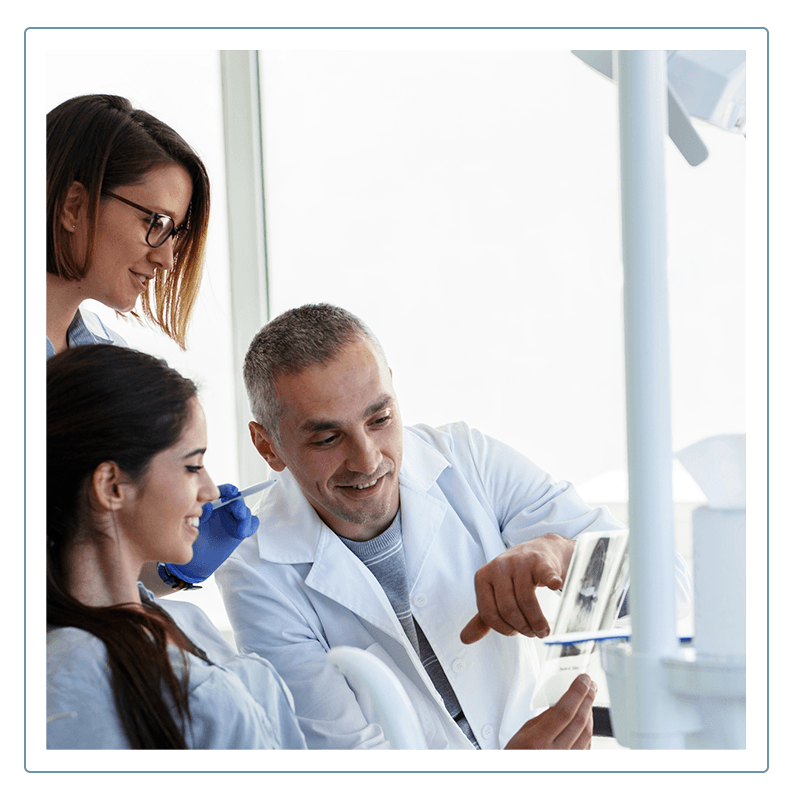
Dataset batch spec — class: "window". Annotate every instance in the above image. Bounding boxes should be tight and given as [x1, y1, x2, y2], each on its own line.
[256, 49, 745, 503]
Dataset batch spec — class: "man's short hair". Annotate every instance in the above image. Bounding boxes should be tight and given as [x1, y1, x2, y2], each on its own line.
[244, 303, 387, 443]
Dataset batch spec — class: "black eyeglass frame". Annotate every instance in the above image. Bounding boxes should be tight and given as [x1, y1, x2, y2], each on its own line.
[102, 190, 187, 249]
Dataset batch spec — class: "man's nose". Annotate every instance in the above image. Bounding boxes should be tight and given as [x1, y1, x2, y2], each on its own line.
[346, 432, 382, 476]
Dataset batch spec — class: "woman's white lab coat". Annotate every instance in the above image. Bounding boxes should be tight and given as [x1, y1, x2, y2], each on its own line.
[217, 422, 638, 750]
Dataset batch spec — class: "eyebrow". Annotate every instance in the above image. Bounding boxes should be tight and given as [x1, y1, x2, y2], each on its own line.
[299, 394, 395, 435]
[182, 448, 207, 459]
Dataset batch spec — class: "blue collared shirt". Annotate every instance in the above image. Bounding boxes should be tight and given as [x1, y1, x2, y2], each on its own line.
[47, 585, 308, 749]
[46, 308, 128, 360]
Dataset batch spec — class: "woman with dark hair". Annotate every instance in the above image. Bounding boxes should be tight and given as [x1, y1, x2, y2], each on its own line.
[46, 345, 307, 749]
[46, 94, 210, 356]
[46, 93, 252, 595]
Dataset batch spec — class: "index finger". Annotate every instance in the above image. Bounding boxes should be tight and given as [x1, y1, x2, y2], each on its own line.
[460, 613, 491, 644]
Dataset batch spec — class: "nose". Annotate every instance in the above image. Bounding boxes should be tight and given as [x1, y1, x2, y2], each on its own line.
[345, 431, 382, 477]
[148, 237, 176, 272]
[199, 470, 220, 504]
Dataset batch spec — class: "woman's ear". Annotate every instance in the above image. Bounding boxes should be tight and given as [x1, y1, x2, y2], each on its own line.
[249, 421, 287, 472]
[91, 461, 131, 511]
[59, 181, 88, 234]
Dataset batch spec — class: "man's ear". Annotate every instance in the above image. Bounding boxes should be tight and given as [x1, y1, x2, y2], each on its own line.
[249, 422, 287, 471]
[91, 461, 132, 511]
[59, 181, 88, 233]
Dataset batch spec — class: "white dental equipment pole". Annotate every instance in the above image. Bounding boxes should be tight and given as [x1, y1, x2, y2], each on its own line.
[574, 49, 746, 749]
[617, 50, 683, 747]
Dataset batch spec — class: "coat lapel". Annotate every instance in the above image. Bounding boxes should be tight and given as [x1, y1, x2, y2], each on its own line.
[253, 469, 406, 641]
[395, 430, 451, 587]
[251, 430, 453, 642]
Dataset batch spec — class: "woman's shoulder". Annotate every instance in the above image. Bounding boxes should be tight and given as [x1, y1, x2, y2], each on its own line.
[78, 307, 129, 348]
[47, 625, 114, 698]
[47, 625, 108, 666]
[46, 626, 131, 749]
[152, 593, 238, 665]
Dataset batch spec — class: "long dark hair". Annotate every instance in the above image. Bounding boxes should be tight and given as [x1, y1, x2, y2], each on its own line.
[47, 344, 208, 748]
[47, 94, 211, 348]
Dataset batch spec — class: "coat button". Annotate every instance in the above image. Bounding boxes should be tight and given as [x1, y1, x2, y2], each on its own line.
[412, 594, 427, 607]
[481, 725, 494, 739]
[452, 658, 466, 673]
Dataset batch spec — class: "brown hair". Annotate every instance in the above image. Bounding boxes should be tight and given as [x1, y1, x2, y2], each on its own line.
[47, 94, 211, 349]
[47, 344, 208, 748]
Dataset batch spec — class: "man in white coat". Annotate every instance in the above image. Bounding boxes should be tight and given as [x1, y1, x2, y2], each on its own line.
[216, 304, 643, 750]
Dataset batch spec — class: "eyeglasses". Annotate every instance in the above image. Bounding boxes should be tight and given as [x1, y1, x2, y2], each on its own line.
[102, 190, 187, 248]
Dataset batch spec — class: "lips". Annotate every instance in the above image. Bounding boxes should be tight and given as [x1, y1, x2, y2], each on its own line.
[336, 472, 388, 497]
[131, 270, 153, 292]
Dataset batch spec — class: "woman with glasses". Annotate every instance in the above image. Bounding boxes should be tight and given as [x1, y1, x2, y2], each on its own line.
[46, 93, 210, 358]
[47, 344, 307, 749]
[46, 94, 253, 596]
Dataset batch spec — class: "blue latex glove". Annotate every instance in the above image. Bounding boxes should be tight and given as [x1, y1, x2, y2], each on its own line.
[166, 483, 260, 584]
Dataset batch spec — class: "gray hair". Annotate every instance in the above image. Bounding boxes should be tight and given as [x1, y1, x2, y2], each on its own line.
[244, 303, 388, 443]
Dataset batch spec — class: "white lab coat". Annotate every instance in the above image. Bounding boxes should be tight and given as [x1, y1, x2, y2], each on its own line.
[216, 422, 628, 750]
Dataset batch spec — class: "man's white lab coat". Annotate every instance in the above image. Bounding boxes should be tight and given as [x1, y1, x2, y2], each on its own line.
[216, 422, 630, 749]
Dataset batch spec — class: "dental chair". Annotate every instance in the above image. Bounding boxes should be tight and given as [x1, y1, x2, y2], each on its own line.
[327, 646, 427, 749]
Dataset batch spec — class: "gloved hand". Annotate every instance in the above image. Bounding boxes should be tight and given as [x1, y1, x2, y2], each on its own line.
[166, 483, 260, 584]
